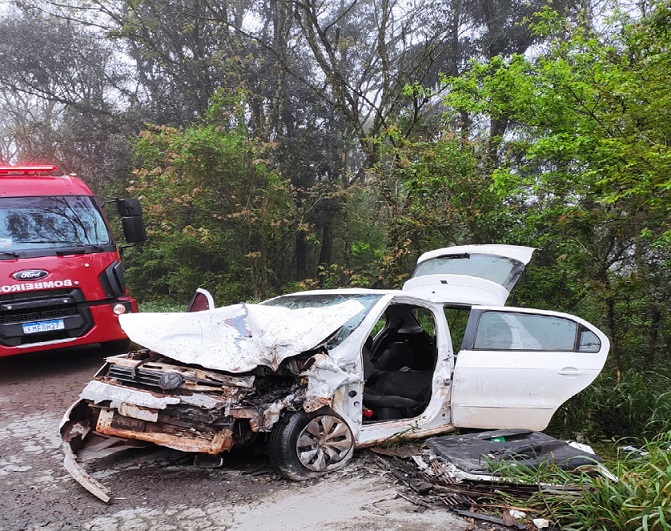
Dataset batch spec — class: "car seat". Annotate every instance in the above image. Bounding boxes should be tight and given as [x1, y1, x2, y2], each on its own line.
[373, 341, 414, 371]
[363, 369, 433, 421]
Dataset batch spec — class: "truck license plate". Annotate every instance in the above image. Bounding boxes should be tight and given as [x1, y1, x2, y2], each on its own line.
[22, 319, 65, 334]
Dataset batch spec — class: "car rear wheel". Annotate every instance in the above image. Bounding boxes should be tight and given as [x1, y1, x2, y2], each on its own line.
[268, 409, 354, 481]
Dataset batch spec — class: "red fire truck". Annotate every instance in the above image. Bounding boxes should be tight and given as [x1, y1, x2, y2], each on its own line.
[0, 165, 146, 357]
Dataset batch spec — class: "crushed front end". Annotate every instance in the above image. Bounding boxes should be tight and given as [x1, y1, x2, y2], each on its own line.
[61, 348, 311, 501]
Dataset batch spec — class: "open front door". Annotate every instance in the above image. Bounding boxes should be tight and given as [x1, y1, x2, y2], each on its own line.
[450, 307, 609, 431]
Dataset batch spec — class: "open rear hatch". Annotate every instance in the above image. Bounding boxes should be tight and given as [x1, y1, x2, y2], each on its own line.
[402, 244, 535, 306]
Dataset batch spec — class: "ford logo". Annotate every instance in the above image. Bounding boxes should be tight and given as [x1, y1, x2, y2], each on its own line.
[12, 269, 49, 281]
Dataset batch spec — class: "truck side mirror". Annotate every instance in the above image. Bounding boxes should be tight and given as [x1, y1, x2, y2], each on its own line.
[116, 198, 143, 217]
[122, 216, 147, 243]
[115, 198, 147, 243]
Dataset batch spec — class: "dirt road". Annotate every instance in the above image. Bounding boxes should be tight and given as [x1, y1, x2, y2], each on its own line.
[0, 347, 470, 531]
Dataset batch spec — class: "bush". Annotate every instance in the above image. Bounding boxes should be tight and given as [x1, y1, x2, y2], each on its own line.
[541, 434, 671, 530]
[549, 369, 671, 442]
[138, 299, 184, 313]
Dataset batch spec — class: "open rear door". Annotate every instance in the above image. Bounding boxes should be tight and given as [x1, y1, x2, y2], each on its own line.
[450, 307, 609, 431]
[403, 244, 535, 306]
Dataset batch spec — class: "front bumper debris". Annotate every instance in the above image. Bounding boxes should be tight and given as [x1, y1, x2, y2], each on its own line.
[60, 351, 309, 501]
[62, 443, 111, 503]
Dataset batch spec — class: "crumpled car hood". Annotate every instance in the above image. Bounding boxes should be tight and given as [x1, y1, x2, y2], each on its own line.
[118, 300, 365, 373]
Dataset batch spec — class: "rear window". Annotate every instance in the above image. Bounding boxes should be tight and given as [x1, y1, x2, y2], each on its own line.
[412, 254, 524, 291]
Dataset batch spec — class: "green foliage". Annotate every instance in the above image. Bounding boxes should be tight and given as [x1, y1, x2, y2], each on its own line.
[370, 131, 521, 288]
[343, 185, 388, 285]
[124, 89, 296, 305]
[440, 3, 671, 369]
[549, 369, 671, 441]
[498, 433, 671, 530]
[138, 299, 183, 313]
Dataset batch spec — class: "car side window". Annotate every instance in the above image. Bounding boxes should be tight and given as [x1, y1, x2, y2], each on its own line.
[579, 329, 601, 352]
[474, 312, 518, 349]
[472, 311, 600, 352]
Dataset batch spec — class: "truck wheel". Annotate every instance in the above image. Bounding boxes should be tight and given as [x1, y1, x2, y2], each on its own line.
[268, 409, 354, 481]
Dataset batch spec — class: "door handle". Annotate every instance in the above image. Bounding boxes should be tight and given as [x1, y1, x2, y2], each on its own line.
[558, 367, 582, 376]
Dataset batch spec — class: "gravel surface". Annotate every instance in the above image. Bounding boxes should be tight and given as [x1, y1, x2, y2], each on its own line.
[0, 347, 472, 531]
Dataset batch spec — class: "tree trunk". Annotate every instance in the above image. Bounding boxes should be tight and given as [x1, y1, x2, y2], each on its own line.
[296, 230, 308, 280]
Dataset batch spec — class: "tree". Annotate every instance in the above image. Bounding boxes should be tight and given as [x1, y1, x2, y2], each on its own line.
[442, 4, 671, 368]
[0, 9, 138, 189]
[125, 90, 295, 304]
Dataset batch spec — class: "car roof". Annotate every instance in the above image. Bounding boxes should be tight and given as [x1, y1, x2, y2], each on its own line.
[268, 287, 398, 297]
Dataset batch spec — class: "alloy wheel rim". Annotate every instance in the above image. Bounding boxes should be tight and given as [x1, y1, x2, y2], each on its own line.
[295, 415, 354, 472]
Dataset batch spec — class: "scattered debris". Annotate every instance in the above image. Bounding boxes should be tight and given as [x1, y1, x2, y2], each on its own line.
[368, 429, 615, 529]
[425, 429, 602, 474]
[619, 444, 650, 458]
[193, 454, 225, 469]
[454, 509, 527, 529]
[370, 445, 418, 459]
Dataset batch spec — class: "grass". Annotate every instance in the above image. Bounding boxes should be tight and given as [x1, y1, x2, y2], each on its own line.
[549, 369, 671, 443]
[138, 299, 184, 313]
[493, 433, 671, 531]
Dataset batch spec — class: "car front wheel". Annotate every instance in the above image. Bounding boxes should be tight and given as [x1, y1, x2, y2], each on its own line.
[268, 409, 355, 481]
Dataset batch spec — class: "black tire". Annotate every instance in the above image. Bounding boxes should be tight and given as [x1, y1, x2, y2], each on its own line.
[101, 338, 131, 354]
[268, 409, 355, 481]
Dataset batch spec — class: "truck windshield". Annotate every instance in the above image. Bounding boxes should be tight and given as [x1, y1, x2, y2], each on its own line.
[0, 196, 112, 254]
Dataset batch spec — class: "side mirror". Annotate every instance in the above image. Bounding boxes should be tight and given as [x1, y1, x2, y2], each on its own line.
[116, 198, 143, 217]
[122, 216, 147, 243]
[115, 198, 147, 243]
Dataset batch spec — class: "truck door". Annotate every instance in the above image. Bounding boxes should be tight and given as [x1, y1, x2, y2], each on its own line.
[450, 307, 609, 431]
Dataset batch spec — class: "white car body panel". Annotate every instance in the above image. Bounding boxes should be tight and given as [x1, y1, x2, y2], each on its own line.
[450, 307, 610, 430]
[118, 299, 364, 373]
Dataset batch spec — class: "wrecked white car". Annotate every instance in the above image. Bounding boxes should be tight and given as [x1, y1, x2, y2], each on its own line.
[60, 245, 609, 501]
